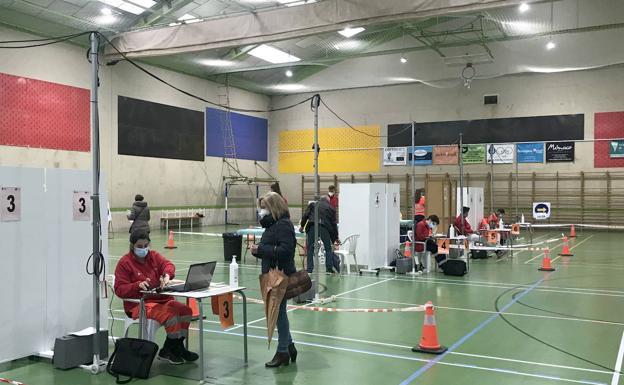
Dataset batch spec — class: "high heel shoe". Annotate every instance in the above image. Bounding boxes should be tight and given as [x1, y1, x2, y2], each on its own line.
[265, 352, 290, 368]
[288, 343, 297, 363]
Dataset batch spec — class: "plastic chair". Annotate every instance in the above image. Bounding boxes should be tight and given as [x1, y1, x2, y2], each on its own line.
[107, 275, 161, 342]
[334, 234, 360, 275]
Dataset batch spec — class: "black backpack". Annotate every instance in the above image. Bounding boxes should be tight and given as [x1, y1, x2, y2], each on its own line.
[107, 338, 158, 384]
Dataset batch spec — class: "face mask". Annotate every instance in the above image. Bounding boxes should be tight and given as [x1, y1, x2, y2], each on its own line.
[134, 247, 149, 258]
[328, 192, 334, 197]
[428, 222, 434, 229]
[258, 208, 270, 218]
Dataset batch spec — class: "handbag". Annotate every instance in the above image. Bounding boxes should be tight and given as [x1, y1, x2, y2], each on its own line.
[284, 270, 312, 300]
[106, 337, 158, 384]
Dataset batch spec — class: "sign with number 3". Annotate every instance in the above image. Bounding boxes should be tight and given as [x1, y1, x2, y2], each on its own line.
[1, 187, 21, 222]
[73, 191, 91, 221]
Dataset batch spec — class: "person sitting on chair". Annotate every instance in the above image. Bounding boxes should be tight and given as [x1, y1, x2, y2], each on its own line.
[454, 206, 480, 242]
[114, 229, 199, 365]
[415, 215, 440, 270]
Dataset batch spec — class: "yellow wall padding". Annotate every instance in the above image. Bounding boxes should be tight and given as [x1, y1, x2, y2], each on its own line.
[279, 125, 381, 173]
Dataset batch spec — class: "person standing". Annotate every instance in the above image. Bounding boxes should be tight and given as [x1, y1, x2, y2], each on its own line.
[300, 196, 340, 274]
[127, 194, 150, 235]
[270, 182, 287, 204]
[413, 189, 426, 223]
[327, 185, 339, 222]
[114, 230, 199, 365]
[250, 192, 298, 368]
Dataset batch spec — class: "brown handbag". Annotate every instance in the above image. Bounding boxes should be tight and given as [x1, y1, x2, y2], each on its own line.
[284, 270, 312, 300]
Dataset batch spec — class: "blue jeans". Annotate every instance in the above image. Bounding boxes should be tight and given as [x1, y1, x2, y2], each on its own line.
[277, 298, 292, 353]
[306, 226, 339, 273]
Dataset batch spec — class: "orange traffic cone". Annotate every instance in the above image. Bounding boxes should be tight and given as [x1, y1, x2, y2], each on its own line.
[404, 241, 412, 257]
[570, 224, 577, 238]
[412, 301, 447, 354]
[559, 236, 573, 256]
[538, 248, 556, 271]
[187, 298, 200, 319]
[165, 231, 177, 249]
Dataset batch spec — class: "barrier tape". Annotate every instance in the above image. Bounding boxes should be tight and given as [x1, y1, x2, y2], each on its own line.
[172, 231, 223, 237]
[233, 295, 426, 313]
[528, 223, 624, 230]
[0, 379, 27, 385]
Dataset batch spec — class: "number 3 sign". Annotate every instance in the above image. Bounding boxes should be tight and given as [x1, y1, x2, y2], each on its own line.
[1, 187, 21, 222]
[73, 191, 91, 221]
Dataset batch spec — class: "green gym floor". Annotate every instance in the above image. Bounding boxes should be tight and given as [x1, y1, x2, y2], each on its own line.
[2, 227, 623, 385]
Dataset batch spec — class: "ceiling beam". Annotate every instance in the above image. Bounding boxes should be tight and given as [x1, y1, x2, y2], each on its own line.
[105, 0, 535, 60]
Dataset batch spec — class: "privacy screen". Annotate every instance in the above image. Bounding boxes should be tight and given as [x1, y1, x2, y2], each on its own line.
[118, 96, 204, 161]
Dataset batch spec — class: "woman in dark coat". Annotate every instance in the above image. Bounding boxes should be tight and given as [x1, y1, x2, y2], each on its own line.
[127, 194, 151, 235]
[250, 192, 297, 368]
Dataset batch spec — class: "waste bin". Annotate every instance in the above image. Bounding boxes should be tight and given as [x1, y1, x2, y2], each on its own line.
[222, 233, 243, 262]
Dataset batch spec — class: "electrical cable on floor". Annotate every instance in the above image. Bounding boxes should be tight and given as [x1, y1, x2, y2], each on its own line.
[494, 285, 622, 374]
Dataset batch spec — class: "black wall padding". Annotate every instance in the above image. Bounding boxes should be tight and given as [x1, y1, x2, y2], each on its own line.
[118, 96, 205, 161]
[387, 114, 584, 147]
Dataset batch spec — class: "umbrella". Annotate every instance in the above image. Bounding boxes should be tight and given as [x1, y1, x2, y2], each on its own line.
[259, 268, 289, 347]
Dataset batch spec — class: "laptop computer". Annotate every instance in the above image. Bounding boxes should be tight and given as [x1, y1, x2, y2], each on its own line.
[161, 261, 217, 292]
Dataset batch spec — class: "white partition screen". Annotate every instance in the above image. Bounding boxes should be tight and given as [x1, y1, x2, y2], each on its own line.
[0, 167, 108, 363]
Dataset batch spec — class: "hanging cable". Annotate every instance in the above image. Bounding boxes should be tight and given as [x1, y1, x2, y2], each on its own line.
[98, 34, 314, 114]
[0, 31, 93, 48]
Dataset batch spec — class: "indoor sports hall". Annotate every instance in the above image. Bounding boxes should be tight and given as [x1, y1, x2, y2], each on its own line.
[1, 1, 624, 385]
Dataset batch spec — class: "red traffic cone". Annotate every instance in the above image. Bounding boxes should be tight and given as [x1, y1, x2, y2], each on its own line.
[404, 241, 412, 257]
[559, 236, 573, 256]
[165, 230, 177, 249]
[538, 248, 556, 271]
[570, 224, 577, 238]
[412, 301, 447, 354]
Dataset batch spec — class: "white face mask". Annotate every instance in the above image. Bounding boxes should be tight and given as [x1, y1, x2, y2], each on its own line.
[328, 192, 334, 197]
[258, 208, 270, 218]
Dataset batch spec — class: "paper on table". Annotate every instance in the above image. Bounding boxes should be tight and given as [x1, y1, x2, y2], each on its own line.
[69, 327, 106, 336]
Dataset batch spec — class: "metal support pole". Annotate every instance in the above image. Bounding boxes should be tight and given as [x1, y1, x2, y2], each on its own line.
[489, 146, 495, 213]
[459, 134, 466, 270]
[515, 156, 519, 221]
[88, 32, 104, 374]
[312, 94, 321, 300]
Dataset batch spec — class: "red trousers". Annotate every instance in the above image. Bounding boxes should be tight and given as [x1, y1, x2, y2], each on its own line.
[131, 300, 192, 338]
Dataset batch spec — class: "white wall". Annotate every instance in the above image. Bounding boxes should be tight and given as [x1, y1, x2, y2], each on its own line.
[269, 66, 624, 201]
[0, 26, 271, 210]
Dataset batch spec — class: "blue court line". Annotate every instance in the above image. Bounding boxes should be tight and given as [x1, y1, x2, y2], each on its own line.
[399, 276, 548, 385]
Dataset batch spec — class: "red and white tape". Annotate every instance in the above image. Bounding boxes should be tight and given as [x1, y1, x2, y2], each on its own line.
[0, 379, 27, 385]
[234, 295, 425, 313]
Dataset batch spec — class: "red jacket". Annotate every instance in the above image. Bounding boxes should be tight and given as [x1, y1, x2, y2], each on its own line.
[328, 194, 338, 210]
[454, 215, 474, 235]
[114, 250, 176, 315]
[414, 220, 431, 252]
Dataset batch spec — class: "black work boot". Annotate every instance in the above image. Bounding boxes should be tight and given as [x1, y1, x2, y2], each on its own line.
[158, 337, 184, 365]
[288, 343, 297, 363]
[173, 337, 199, 362]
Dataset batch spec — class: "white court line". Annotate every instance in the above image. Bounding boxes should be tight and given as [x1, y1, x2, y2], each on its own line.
[339, 296, 624, 326]
[108, 315, 611, 377]
[226, 277, 396, 332]
[612, 332, 624, 385]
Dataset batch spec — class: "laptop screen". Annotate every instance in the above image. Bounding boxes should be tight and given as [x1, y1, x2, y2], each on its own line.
[185, 262, 217, 291]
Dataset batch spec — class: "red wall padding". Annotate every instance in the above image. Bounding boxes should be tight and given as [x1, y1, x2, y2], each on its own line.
[595, 112, 624, 168]
[0, 72, 90, 152]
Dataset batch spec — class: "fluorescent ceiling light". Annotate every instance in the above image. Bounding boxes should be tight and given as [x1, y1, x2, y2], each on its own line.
[333, 40, 362, 50]
[198, 59, 236, 67]
[99, 0, 145, 14]
[400, 56, 407, 64]
[248, 44, 300, 64]
[338, 27, 365, 38]
[388, 77, 416, 82]
[277, 0, 316, 6]
[168, 22, 181, 26]
[118, 1, 144, 14]
[185, 18, 202, 23]
[101, 7, 112, 14]
[546, 41, 556, 50]
[272, 84, 307, 92]
[178, 13, 196, 20]
[285, 69, 293, 77]
[518, 2, 530, 13]
[95, 14, 116, 24]
[126, 0, 155, 8]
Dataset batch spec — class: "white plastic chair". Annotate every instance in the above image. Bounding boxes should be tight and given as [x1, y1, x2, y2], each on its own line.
[334, 234, 360, 275]
[107, 275, 161, 341]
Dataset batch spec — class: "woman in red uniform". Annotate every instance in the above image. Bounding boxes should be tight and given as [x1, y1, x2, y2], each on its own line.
[413, 189, 426, 223]
[114, 230, 199, 365]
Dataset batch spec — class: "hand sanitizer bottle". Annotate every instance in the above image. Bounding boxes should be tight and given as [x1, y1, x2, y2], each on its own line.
[229, 256, 238, 288]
